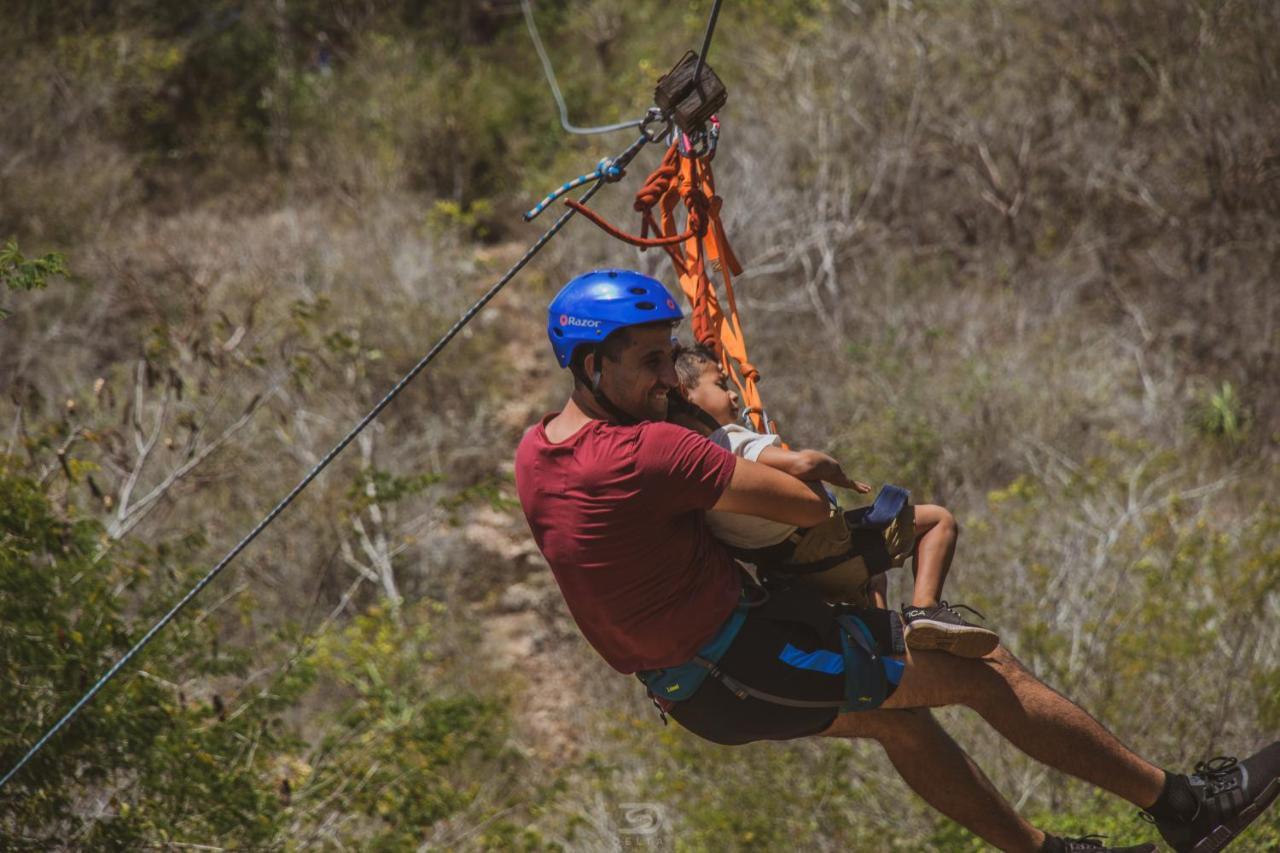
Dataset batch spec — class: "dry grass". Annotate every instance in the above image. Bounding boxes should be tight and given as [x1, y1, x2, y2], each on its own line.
[2, 0, 1278, 847]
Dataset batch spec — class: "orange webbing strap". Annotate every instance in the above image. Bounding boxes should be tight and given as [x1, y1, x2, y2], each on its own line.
[671, 156, 775, 436]
[567, 143, 776, 434]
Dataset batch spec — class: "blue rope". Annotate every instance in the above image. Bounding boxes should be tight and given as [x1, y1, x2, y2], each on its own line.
[524, 159, 622, 222]
[524, 110, 667, 222]
[0, 131, 654, 795]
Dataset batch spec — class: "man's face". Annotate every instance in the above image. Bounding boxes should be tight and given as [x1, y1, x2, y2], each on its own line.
[685, 361, 740, 427]
[591, 324, 679, 422]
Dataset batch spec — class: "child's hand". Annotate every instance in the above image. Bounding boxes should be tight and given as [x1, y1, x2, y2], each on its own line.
[795, 450, 872, 493]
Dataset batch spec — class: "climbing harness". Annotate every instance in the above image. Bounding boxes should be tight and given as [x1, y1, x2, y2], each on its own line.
[638, 587, 904, 719]
[703, 609, 899, 712]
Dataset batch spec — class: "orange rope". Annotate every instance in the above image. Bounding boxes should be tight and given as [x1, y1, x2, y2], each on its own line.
[570, 142, 775, 434]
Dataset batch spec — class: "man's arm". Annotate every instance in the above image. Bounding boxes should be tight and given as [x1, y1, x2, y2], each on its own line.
[755, 446, 872, 493]
[712, 457, 831, 528]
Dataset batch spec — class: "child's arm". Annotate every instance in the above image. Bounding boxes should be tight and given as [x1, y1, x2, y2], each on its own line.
[755, 446, 871, 493]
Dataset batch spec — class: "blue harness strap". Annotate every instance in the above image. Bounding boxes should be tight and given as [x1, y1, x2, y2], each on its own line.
[774, 613, 901, 709]
[636, 604, 749, 701]
[835, 613, 892, 710]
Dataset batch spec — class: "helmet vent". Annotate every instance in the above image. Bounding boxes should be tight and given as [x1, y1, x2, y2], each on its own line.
[628, 287, 647, 295]
[553, 327, 564, 336]
[635, 301, 655, 310]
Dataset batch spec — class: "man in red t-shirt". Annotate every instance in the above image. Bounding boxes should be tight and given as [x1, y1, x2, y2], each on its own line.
[514, 269, 1279, 853]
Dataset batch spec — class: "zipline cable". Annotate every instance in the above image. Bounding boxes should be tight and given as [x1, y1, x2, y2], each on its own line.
[693, 0, 725, 84]
[520, 0, 644, 136]
[0, 130, 654, 794]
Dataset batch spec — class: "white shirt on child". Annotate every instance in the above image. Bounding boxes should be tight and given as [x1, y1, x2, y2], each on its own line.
[706, 424, 798, 549]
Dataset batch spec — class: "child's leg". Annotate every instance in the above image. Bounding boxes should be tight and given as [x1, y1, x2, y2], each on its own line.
[868, 573, 888, 609]
[909, 504, 958, 608]
[901, 505, 998, 658]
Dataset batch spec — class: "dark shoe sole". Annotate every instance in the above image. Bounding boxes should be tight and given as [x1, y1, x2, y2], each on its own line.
[904, 619, 1000, 658]
[1186, 775, 1280, 852]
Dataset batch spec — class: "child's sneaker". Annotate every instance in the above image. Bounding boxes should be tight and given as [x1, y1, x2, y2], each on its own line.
[901, 601, 1000, 658]
[1142, 743, 1280, 852]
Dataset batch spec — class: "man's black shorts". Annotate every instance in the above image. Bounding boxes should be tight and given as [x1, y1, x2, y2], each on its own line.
[666, 585, 902, 746]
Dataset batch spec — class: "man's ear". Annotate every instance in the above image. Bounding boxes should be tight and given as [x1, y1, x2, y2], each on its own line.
[582, 349, 602, 389]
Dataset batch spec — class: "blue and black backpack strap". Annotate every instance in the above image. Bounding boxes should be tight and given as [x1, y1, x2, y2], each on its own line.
[838, 612, 882, 708]
[636, 605, 749, 705]
[635, 582, 771, 718]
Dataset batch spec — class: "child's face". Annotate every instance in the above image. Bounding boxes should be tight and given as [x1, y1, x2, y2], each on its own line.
[686, 361, 740, 426]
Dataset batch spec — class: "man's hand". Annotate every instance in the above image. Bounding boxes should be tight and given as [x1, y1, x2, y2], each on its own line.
[712, 457, 831, 528]
[757, 447, 872, 493]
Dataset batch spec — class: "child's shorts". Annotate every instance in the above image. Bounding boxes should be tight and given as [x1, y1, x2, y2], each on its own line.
[758, 504, 916, 605]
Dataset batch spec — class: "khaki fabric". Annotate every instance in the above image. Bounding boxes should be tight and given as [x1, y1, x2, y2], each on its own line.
[881, 504, 915, 567]
[777, 504, 916, 606]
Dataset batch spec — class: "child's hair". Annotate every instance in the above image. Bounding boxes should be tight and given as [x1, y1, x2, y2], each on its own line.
[672, 342, 720, 392]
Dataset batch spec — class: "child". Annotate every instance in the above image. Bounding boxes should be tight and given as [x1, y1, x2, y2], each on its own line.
[671, 343, 999, 658]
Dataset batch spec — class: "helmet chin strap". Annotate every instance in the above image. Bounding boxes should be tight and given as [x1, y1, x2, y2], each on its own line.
[572, 355, 642, 426]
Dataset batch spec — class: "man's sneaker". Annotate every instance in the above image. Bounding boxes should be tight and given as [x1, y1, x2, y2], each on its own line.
[1143, 742, 1280, 852]
[901, 601, 1000, 658]
[1043, 835, 1156, 853]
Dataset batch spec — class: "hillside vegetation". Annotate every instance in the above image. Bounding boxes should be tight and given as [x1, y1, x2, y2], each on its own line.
[2, 1, 1278, 849]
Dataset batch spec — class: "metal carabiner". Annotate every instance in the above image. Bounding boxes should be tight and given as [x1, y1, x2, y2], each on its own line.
[675, 115, 720, 160]
[741, 405, 774, 436]
[640, 107, 673, 144]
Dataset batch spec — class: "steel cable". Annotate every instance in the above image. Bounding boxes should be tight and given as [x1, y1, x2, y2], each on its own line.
[694, 0, 725, 84]
[520, 0, 644, 136]
[0, 131, 653, 794]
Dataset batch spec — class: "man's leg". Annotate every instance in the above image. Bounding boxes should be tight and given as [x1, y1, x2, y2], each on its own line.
[822, 707, 1046, 852]
[880, 645, 1165, 807]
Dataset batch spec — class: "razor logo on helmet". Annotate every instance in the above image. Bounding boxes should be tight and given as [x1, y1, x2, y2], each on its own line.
[546, 270, 685, 371]
[559, 315, 603, 329]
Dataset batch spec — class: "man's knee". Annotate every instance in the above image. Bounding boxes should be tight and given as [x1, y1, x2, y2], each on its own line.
[959, 645, 1037, 712]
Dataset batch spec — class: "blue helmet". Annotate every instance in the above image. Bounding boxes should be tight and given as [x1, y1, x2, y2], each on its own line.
[547, 269, 683, 369]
